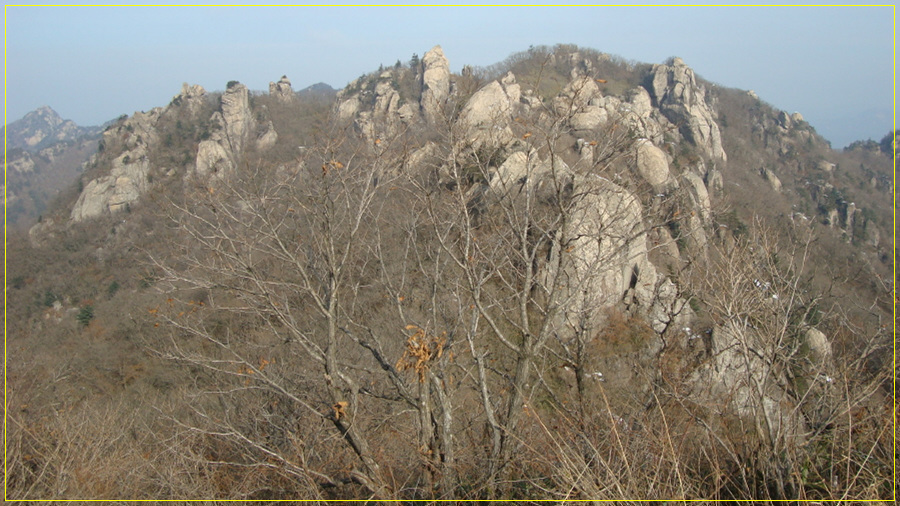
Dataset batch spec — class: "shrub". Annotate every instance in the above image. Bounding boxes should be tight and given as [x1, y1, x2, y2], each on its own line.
[107, 281, 120, 298]
[76, 306, 94, 327]
[42, 290, 58, 307]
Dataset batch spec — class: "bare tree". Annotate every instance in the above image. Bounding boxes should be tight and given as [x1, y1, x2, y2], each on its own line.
[150, 121, 411, 497]
[666, 219, 893, 500]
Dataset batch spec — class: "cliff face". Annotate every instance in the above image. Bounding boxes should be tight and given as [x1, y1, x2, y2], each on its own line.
[193, 82, 255, 179]
[69, 84, 209, 222]
[649, 57, 726, 164]
[67, 80, 283, 222]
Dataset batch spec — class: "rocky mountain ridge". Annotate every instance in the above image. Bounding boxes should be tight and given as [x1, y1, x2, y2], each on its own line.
[9, 44, 893, 501]
[31, 44, 893, 321]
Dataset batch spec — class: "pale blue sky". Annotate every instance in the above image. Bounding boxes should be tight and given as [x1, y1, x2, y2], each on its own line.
[3, 4, 896, 148]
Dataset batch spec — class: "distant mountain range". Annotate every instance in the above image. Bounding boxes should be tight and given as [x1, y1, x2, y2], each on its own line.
[4, 105, 102, 152]
[3, 106, 103, 227]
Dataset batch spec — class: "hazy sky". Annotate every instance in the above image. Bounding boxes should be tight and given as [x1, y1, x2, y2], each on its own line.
[3, 3, 896, 148]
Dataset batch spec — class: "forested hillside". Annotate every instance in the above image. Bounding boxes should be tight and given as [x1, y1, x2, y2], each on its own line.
[5, 44, 895, 502]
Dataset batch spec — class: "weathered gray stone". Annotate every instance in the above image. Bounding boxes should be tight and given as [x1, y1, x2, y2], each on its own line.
[220, 83, 254, 156]
[373, 79, 400, 118]
[690, 321, 808, 444]
[173, 83, 207, 116]
[844, 202, 856, 232]
[338, 95, 361, 120]
[71, 146, 150, 221]
[817, 160, 836, 173]
[761, 167, 782, 192]
[826, 208, 840, 228]
[681, 213, 708, 253]
[634, 139, 671, 191]
[682, 171, 711, 223]
[649, 58, 726, 163]
[706, 167, 724, 194]
[191, 82, 257, 180]
[576, 138, 593, 162]
[777, 111, 792, 129]
[627, 87, 653, 118]
[543, 175, 658, 334]
[268, 75, 294, 102]
[256, 120, 278, 150]
[570, 106, 608, 131]
[552, 76, 601, 116]
[459, 73, 522, 145]
[489, 151, 570, 193]
[804, 328, 831, 365]
[195, 114, 234, 178]
[421, 45, 450, 123]
[499, 71, 520, 105]
[67, 84, 211, 222]
[398, 103, 417, 122]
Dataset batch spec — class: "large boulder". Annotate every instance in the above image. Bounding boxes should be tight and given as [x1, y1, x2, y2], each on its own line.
[570, 106, 608, 131]
[459, 72, 522, 145]
[489, 151, 569, 193]
[462, 73, 520, 127]
[761, 167, 782, 192]
[338, 95, 361, 121]
[706, 167, 724, 194]
[543, 175, 659, 332]
[268, 75, 294, 102]
[817, 160, 836, 174]
[195, 133, 234, 177]
[256, 120, 278, 150]
[804, 328, 832, 366]
[689, 321, 807, 445]
[634, 139, 671, 191]
[421, 45, 450, 123]
[627, 87, 654, 118]
[552, 76, 601, 117]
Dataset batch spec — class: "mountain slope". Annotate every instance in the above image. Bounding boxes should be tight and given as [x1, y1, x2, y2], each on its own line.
[7, 44, 894, 501]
